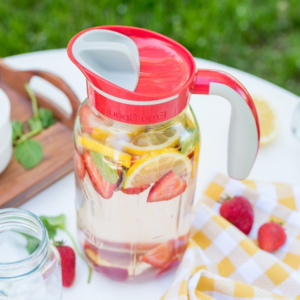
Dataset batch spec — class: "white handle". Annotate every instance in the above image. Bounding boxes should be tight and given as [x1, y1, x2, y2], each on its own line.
[190, 69, 260, 180]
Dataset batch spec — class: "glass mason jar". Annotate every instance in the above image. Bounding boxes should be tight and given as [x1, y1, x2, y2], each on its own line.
[74, 100, 199, 281]
[0, 208, 62, 299]
[69, 25, 260, 282]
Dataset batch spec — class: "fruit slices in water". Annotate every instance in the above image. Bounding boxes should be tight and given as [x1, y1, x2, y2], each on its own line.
[123, 149, 192, 194]
[77, 135, 132, 168]
[121, 127, 182, 155]
[147, 170, 187, 202]
[84, 241, 129, 281]
[79, 105, 142, 141]
[83, 233, 189, 279]
[83, 153, 118, 199]
[141, 233, 189, 272]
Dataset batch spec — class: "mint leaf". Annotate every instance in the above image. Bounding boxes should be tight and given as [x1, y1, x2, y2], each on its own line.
[28, 118, 42, 131]
[25, 235, 40, 254]
[90, 152, 119, 184]
[14, 139, 43, 169]
[18, 232, 40, 254]
[46, 227, 57, 240]
[40, 214, 66, 240]
[180, 128, 199, 155]
[11, 121, 23, 140]
[39, 108, 55, 129]
[42, 214, 66, 228]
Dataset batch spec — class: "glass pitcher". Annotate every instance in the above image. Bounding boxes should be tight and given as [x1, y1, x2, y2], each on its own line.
[67, 26, 260, 281]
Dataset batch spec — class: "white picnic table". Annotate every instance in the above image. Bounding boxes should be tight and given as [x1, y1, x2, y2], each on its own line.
[4, 49, 300, 300]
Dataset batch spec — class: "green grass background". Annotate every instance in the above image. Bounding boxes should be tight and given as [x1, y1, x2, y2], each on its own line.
[1, 0, 300, 94]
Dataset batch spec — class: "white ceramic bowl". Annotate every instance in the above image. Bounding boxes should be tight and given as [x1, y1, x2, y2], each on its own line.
[0, 88, 12, 174]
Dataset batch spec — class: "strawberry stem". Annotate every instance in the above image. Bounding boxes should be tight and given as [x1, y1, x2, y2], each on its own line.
[218, 195, 232, 203]
[87, 267, 92, 284]
[63, 229, 93, 283]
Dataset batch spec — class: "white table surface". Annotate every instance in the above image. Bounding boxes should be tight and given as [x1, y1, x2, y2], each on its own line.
[3, 49, 300, 300]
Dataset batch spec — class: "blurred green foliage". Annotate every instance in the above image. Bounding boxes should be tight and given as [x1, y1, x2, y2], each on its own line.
[0, 0, 300, 94]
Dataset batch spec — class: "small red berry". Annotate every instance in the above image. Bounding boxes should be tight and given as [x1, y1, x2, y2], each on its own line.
[56, 245, 76, 287]
[220, 196, 254, 235]
[258, 222, 286, 252]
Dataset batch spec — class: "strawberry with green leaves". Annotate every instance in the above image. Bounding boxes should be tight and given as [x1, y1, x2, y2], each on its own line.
[219, 196, 254, 235]
[40, 215, 92, 285]
[54, 241, 76, 287]
[258, 221, 286, 252]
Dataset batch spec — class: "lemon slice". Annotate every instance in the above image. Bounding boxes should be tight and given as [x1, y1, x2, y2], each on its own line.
[91, 127, 113, 141]
[191, 141, 200, 178]
[252, 94, 279, 145]
[121, 128, 181, 155]
[77, 135, 132, 168]
[124, 149, 192, 188]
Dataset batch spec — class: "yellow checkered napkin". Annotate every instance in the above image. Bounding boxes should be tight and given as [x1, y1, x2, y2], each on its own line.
[163, 173, 300, 300]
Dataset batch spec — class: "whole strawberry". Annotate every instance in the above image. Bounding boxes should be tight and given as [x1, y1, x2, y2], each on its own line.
[55, 242, 76, 287]
[220, 196, 254, 235]
[258, 222, 286, 252]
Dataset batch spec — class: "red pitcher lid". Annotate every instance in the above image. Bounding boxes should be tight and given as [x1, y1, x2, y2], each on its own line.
[67, 26, 196, 124]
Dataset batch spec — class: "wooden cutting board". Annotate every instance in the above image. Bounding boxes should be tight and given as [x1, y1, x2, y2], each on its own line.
[0, 59, 81, 207]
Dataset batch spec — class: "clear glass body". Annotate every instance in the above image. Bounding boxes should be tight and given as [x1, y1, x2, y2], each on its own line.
[74, 99, 200, 281]
[0, 208, 62, 299]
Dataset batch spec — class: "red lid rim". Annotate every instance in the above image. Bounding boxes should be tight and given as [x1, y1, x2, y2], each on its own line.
[67, 25, 196, 100]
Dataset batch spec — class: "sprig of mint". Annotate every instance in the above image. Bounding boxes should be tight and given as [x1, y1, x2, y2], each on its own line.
[28, 118, 43, 132]
[39, 214, 92, 283]
[90, 152, 119, 184]
[12, 121, 23, 140]
[11, 83, 55, 169]
[180, 127, 199, 155]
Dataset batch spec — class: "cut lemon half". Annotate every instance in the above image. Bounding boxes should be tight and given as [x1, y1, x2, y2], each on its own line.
[124, 149, 192, 188]
[77, 135, 132, 168]
[121, 128, 181, 155]
[252, 94, 279, 145]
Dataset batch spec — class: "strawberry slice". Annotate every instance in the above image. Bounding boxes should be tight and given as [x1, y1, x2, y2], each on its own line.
[147, 171, 187, 202]
[74, 148, 85, 180]
[83, 153, 117, 199]
[156, 255, 180, 277]
[141, 240, 174, 269]
[121, 184, 150, 195]
[84, 241, 128, 281]
[79, 105, 101, 133]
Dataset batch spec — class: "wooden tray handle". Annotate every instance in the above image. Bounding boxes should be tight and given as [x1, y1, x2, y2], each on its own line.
[0, 59, 81, 129]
